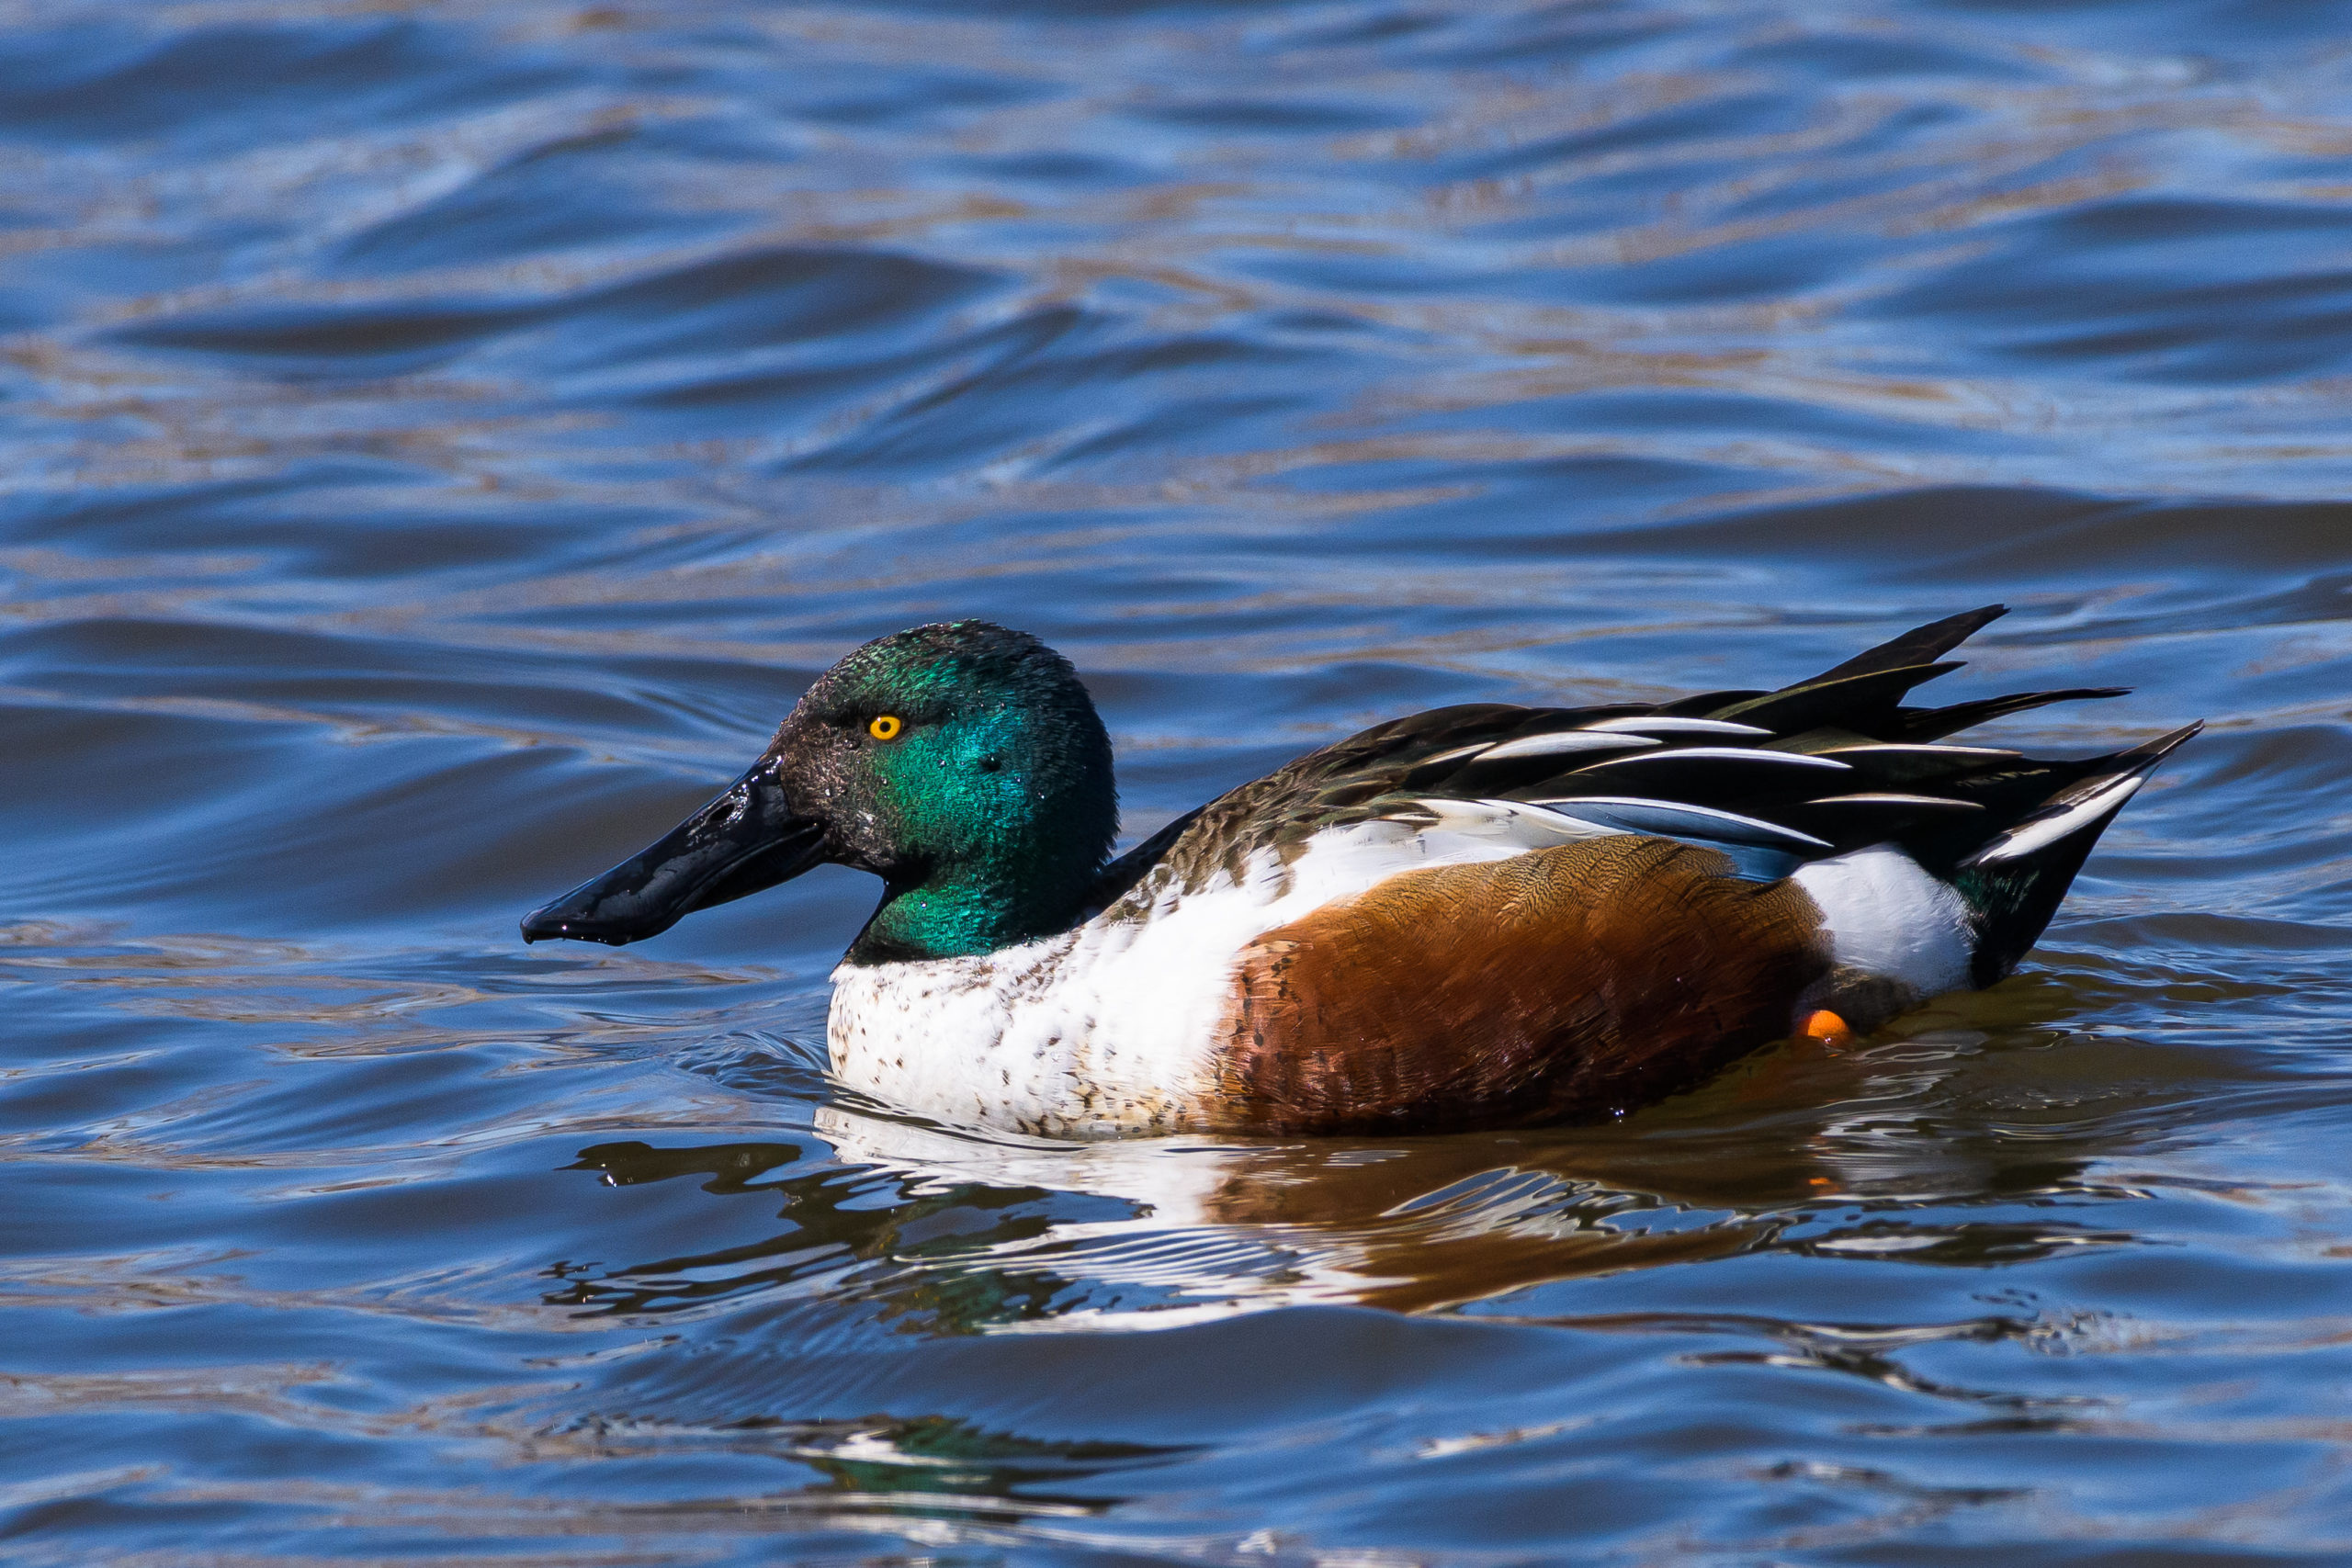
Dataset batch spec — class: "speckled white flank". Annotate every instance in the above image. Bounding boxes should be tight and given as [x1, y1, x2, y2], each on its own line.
[827, 799, 1625, 1136]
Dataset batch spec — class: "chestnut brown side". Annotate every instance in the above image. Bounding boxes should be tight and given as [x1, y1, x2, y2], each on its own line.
[1213, 835, 1832, 1133]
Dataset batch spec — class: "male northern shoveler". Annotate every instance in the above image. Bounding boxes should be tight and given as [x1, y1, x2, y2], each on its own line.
[522, 608, 2196, 1137]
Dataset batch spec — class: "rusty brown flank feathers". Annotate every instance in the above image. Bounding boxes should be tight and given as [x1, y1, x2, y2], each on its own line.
[1215, 834, 1832, 1134]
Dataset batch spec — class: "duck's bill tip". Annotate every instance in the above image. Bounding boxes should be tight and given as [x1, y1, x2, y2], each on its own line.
[518, 908, 639, 945]
[517, 881, 692, 946]
[517, 769, 826, 949]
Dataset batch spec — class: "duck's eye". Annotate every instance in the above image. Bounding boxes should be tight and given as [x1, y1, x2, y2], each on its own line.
[867, 715, 903, 741]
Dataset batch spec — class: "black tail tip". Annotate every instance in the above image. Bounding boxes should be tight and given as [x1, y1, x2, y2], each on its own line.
[2123, 719, 2205, 765]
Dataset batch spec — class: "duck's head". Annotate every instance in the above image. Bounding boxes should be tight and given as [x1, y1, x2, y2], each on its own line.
[521, 621, 1118, 964]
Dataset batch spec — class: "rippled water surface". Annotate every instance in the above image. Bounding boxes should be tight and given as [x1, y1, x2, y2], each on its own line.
[9, 0, 2352, 1561]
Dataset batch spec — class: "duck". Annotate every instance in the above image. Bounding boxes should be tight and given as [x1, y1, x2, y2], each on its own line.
[522, 607, 2197, 1138]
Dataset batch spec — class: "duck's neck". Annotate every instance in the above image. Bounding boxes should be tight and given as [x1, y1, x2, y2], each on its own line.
[847, 852, 1104, 966]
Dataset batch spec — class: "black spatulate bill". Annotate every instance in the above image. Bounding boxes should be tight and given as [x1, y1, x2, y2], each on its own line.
[521, 766, 826, 946]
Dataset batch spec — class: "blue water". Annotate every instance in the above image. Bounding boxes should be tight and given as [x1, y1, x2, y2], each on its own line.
[8, 0, 2352, 1561]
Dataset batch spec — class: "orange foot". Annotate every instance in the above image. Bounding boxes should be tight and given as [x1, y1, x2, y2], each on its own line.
[1802, 1009, 1853, 1047]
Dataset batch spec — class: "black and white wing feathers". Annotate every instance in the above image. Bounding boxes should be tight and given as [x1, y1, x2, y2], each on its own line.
[1095, 605, 2196, 906]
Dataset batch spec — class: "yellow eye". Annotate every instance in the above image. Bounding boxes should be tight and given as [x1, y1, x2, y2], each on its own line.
[867, 715, 902, 741]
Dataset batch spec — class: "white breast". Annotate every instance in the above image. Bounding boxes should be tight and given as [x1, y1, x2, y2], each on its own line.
[827, 799, 1626, 1135]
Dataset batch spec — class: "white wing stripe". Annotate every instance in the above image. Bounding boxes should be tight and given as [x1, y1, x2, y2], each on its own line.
[1414, 741, 1496, 767]
[1818, 743, 2018, 761]
[1580, 746, 1852, 771]
[1476, 731, 1662, 761]
[1527, 795, 1833, 849]
[1584, 716, 1773, 736]
[1964, 773, 2145, 865]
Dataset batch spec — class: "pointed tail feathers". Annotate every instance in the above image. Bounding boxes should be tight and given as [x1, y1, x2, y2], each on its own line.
[1951, 722, 2200, 985]
[1813, 604, 2009, 683]
[1686, 606, 2129, 746]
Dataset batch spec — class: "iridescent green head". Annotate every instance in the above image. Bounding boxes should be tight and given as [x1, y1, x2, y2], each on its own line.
[521, 621, 1120, 964]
